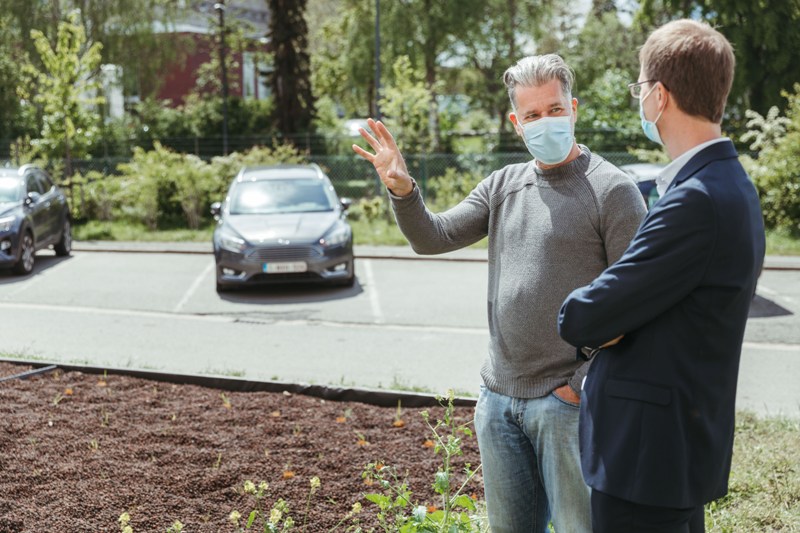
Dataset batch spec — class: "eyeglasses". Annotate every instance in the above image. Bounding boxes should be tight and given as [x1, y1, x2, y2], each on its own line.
[628, 80, 657, 99]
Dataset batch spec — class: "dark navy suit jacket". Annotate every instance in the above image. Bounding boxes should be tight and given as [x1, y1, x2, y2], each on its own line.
[558, 140, 765, 508]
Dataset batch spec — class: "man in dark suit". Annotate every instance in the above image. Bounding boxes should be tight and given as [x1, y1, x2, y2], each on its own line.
[558, 19, 766, 533]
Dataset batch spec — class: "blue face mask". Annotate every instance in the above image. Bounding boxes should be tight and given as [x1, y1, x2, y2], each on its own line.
[640, 84, 664, 146]
[519, 115, 574, 165]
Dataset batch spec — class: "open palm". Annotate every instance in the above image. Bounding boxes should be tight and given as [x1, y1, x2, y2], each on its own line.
[352, 118, 414, 197]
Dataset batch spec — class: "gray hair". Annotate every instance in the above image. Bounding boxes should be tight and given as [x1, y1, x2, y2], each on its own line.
[503, 54, 575, 109]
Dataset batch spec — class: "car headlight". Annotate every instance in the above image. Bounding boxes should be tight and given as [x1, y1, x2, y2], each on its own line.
[319, 222, 351, 247]
[217, 226, 247, 253]
[0, 215, 16, 233]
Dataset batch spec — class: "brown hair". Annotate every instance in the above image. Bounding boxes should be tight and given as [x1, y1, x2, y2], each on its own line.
[640, 19, 735, 123]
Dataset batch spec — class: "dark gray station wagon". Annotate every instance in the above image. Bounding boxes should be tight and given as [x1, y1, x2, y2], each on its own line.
[211, 164, 354, 292]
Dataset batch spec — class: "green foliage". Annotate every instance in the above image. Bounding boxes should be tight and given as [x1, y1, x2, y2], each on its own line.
[426, 168, 484, 212]
[380, 56, 432, 154]
[0, 13, 31, 140]
[360, 391, 484, 532]
[576, 68, 643, 152]
[740, 107, 790, 152]
[20, 10, 104, 174]
[746, 84, 800, 233]
[74, 143, 308, 230]
[567, 12, 643, 95]
[637, 0, 800, 115]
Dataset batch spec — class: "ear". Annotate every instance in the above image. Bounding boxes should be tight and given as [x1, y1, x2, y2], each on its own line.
[508, 111, 523, 135]
[656, 83, 669, 110]
[571, 97, 578, 123]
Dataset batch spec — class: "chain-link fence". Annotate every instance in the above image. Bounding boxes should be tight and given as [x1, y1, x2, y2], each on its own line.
[2, 150, 648, 203]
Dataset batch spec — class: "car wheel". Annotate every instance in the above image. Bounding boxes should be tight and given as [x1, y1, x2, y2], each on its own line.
[13, 232, 35, 275]
[54, 219, 72, 256]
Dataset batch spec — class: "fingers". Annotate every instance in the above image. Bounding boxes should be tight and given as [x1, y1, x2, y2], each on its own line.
[372, 120, 401, 153]
[358, 125, 382, 153]
[351, 144, 374, 162]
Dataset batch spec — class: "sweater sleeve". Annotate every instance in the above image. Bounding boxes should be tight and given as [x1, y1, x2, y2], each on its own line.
[566, 172, 647, 395]
[389, 178, 491, 255]
[600, 178, 648, 265]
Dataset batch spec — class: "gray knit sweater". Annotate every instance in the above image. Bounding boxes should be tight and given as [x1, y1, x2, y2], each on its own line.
[390, 146, 647, 398]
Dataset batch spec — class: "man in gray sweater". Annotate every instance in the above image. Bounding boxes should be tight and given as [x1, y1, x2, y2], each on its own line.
[353, 54, 646, 532]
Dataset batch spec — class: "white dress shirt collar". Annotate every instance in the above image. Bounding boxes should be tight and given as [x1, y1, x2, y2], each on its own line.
[655, 137, 729, 197]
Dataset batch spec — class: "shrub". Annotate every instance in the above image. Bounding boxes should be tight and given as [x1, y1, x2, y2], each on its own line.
[426, 168, 484, 212]
[744, 84, 800, 234]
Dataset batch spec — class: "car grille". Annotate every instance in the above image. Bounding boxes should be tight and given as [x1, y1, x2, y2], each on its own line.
[244, 245, 322, 264]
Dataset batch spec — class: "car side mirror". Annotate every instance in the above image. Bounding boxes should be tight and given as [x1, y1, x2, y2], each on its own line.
[210, 201, 222, 219]
[24, 192, 41, 206]
[339, 197, 352, 211]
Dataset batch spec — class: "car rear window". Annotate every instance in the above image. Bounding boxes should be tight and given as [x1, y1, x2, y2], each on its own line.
[229, 178, 336, 215]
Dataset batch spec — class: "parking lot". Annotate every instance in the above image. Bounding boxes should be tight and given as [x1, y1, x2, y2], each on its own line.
[1, 248, 799, 417]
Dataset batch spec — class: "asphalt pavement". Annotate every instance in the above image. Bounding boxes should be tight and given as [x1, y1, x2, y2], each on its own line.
[2, 241, 797, 418]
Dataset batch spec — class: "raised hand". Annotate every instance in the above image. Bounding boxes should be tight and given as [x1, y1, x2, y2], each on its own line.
[351, 118, 414, 197]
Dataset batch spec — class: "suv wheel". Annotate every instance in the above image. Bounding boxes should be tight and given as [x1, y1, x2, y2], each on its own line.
[13, 232, 35, 275]
[54, 219, 72, 256]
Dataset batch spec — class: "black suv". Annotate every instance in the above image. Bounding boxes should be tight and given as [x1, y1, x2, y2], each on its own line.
[0, 165, 72, 275]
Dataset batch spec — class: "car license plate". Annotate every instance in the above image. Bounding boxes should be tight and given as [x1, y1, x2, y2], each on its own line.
[263, 261, 307, 274]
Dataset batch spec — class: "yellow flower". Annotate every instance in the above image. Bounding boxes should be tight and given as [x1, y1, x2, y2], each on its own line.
[310, 476, 321, 490]
[243, 480, 257, 495]
[228, 510, 241, 525]
[270, 508, 282, 524]
[351, 502, 363, 514]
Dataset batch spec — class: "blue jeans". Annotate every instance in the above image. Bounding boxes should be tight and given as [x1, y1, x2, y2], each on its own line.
[475, 385, 591, 533]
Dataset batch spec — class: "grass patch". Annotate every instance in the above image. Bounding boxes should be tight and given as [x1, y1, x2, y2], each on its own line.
[765, 228, 800, 256]
[74, 220, 215, 242]
[705, 411, 800, 531]
[349, 217, 409, 246]
[74, 218, 795, 256]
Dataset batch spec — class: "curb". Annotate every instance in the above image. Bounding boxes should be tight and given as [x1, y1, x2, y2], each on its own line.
[70, 241, 800, 270]
[0, 358, 477, 408]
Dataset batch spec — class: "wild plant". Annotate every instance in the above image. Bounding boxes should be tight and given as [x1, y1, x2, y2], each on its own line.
[360, 390, 485, 532]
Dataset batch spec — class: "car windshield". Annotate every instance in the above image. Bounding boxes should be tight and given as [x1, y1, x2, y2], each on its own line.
[229, 178, 335, 215]
[0, 177, 21, 203]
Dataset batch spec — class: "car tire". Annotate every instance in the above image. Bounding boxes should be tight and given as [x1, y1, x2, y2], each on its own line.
[13, 231, 35, 276]
[54, 218, 72, 256]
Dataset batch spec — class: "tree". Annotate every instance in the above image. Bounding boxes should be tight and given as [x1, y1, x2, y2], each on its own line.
[0, 14, 30, 143]
[20, 11, 104, 177]
[309, 0, 378, 119]
[4, 0, 186, 102]
[268, 0, 315, 137]
[379, 56, 432, 154]
[637, 0, 800, 115]
[459, 0, 557, 139]
[383, 0, 484, 152]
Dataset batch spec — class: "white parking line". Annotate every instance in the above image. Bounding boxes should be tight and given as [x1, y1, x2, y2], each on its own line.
[3, 254, 86, 300]
[361, 259, 385, 324]
[758, 284, 797, 304]
[0, 301, 233, 322]
[173, 260, 216, 313]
